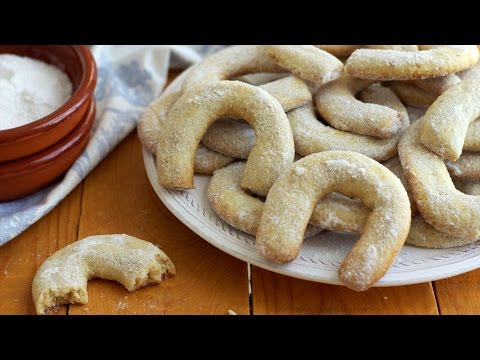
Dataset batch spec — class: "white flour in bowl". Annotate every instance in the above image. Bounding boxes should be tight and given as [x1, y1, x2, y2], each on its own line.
[0, 54, 73, 131]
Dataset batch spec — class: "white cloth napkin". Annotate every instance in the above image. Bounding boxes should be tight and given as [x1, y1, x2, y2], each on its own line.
[0, 45, 225, 246]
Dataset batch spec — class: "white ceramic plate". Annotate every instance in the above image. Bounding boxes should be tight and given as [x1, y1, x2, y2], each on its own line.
[143, 69, 480, 287]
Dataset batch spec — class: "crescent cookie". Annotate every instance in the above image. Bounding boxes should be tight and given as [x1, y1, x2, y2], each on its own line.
[234, 74, 312, 112]
[32, 234, 175, 315]
[256, 151, 411, 291]
[382, 157, 417, 214]
[388, 82, 437, 108]
[345, 45, 479, 81]
[207, 161, 370, 236]
[288, 84, 409, 161]
[202, 119, 254, 160]
[137, 90, 235, 175]
[366, 45, 418, 51]
[264, 45, 344, 85]
[407, 74, 461, 96]
[315, 76, 402, 138]
[156, 80, 294, 196]
[256, 75, 312, 112]
[183, 45, 285, 89]
[420, 79, 480, 161]
[403, 105, 480, 152]
[398, 119, 480, 240]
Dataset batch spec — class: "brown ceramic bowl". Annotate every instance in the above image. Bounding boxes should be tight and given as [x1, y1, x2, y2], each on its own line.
[0, 45, 97, 162]
[0, 99, 95, 202]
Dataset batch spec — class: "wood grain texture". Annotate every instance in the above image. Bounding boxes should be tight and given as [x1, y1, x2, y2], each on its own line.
[251, 267, 439, 314]
[0, 184, 83, 314]
[68, 131, 250, 314]
[434, 270, 480, 314]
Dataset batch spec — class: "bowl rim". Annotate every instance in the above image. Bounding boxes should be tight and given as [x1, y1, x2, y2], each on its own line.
[0, 45, 97, 143]
[0, 98, 96, 176]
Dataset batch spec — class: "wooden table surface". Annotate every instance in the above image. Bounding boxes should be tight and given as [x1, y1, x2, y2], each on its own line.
[1, 71, 479, 315]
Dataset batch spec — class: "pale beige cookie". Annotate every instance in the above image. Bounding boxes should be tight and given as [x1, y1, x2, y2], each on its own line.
[315, 156, 419, 231]
[264, 45, 344, 85]
[407, 178, 480, 248]
[405, 106, 480, 151]
[194, 145, 236, 175]
[316, 45, 417, 57]
[288, 84, 409, 161]
[315, 45, 361, 57]
[138, 90, 183, 154]
[234, 73, 288, 85]
[359, 83, 409, 122]
[138, 90, 235, 175]
[366, 45, 418, 51]
[258, 75, 312, 112]
[446, 152, 480, 180]
[465, 119, 480, 151]
[316, 76, 402, 138]
[382, 157, 417, 213]
[207, 161, 321, 237]
[420, 79, 480, 161]
[398, 119, 480, 240]
[388, 82, 436, 108]
[235, 74, 312, 112]
[202, 119, 254, 160]
[310, 193, 369, 234]
[256, 151, 411, 291]
[32, 234, 175, 315]
[346, 45, 479, 81]
[207, 161, 370, 236]
[157, 81, 294, 196]
[183, 45, 285, 89]
[406, 215, 480, 249]
[407, 74, 461, 96]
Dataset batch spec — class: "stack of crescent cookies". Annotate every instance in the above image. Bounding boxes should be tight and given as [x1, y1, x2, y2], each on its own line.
[138, 45, 480, 291]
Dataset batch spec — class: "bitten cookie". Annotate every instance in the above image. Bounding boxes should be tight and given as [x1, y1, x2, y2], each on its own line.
[32, 234, 175, 315]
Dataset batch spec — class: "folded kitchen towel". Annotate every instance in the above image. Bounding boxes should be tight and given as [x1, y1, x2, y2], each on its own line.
[0, 45, 225, 246]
